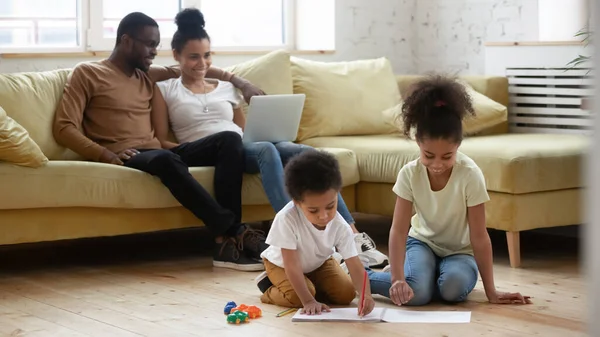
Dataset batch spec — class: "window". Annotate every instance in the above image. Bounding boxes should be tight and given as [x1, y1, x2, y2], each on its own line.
[0, 0, 80, 52]
[0, 0, 334, 53]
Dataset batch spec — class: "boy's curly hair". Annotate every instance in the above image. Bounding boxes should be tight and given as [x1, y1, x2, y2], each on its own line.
[284, 150, 342, 201]
[400, 74, 475, 143]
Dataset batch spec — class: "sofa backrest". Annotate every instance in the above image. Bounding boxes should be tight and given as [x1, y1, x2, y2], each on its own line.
[0, 52, 510, 162]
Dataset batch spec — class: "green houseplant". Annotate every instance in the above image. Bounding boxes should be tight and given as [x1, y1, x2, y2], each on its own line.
[566, 26, 593, 111]
[566, 27, 593, 70]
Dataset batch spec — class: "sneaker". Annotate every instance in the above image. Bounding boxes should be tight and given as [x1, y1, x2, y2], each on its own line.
[332, 251, 343, 264]
[213, 238, 265, 272]
[355, 232, 388, 268]
[338, 253, 368, 274]
[382, 265, 391, 273]
[237, 225, 270, 260]
[255, 271, 273, 293]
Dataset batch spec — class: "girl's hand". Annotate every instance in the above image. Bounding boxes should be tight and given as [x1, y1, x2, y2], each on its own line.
[487, 290, 532, 304]
[359, 295, 376, 316]
[389, 280, 414, 306]
[301, 299, 331, 315]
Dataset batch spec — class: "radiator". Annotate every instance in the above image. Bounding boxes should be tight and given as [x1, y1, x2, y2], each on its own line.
[506, 67, 593, 135]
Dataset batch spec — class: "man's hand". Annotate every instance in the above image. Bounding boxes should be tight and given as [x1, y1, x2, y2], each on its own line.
[99, 149, 123, 165]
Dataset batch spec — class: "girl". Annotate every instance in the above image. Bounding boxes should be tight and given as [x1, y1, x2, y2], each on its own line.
[151, 8, 388, 269]
[258, 150, 375, 316]
[367, 74, 532, 306]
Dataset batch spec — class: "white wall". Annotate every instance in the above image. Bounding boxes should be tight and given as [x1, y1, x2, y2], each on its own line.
[416, 0, 538, 74]
[0, 0, 552, 75]
[538, 0, 588, 41]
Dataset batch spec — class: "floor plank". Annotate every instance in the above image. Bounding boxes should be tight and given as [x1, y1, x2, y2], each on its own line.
[0, 218, 586, 337]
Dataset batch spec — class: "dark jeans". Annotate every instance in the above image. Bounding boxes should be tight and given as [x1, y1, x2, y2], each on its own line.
[123, 131, 244, 237]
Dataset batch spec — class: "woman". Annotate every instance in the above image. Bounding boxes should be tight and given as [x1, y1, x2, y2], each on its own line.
[151, 8, 388, 268]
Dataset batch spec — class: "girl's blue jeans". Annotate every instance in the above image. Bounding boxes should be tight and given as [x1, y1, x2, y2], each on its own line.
[367, 236, 479, 305]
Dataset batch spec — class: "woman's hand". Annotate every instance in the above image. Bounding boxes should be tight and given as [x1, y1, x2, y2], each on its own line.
[487, 290, 532, 304]
[240, 83, 265, 103]
[301, 299, 330, 315]
[389, 279, 414, 306]
[118, 149, 140, 161]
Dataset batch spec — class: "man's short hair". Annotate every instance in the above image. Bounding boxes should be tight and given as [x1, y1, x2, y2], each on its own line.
[115, 12, 158, 45]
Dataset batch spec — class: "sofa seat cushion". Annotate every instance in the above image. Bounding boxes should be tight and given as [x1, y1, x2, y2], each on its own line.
[301, 133, 588, 194]
[0, 148, 359, 210]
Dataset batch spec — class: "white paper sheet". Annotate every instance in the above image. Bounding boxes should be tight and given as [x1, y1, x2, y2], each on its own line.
[290, 307, 471, 324]
[381, 309, 471, 323]
[291, 308, 385, 322]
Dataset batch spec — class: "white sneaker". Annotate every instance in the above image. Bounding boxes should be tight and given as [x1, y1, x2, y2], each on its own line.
[382, 265, 391, 273]
[354, 233, 388, 268]
[332, 251, 343, 264]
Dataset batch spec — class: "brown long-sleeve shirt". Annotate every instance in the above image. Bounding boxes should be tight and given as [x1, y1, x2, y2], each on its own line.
[52, 59, 232, 162]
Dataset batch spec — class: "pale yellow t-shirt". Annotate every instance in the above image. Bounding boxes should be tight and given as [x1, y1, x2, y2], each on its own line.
[393, 152, 490, 257]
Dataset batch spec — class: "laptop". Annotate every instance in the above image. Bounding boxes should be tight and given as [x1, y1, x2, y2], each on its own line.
[242, 94, 306, 143]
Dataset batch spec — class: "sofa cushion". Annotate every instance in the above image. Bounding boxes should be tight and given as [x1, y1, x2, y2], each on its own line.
[223, 49, 293, 115]
[0, 69, 82, 161]
[301, 133, 588, 194]
[291, 56, 401, 141]
[391, 76, 508, 136]
[0, 106, 49, 168]
[0, 148, 359, 210]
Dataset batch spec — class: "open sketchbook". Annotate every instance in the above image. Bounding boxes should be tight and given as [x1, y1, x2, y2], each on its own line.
[291, 308, 471, 323]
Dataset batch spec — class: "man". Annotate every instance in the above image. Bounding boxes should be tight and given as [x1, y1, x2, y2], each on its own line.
[53, 12, 267, 272]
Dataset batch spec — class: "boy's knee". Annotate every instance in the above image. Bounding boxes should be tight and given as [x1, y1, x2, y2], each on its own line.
[287, 285, 317, 307]
[327, 280, 356, 305]
[261, 283, 317, 308]
[438, 273, 472, 303]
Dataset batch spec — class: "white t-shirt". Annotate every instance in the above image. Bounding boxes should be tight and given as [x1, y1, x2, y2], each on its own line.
[260, 201, 358, 274]
[393, 151, 490, 257]
[155, 77, 244, 143]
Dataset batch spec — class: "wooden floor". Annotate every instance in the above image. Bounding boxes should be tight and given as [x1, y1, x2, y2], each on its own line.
[0, 217, 587, 337]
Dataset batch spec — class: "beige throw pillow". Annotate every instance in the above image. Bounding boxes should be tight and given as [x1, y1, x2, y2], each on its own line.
[383, 77, 508, 137]
[291, 56, 401, 141]
[0, 106, 49, 168]
[223, 49, 293, 115]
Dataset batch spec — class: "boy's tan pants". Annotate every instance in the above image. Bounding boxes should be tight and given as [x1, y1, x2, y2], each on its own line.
[260, 257, 357, 308]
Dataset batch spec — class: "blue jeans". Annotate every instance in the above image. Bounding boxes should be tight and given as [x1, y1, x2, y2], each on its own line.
[244, 141, 355, 225]
[367, 237, 478, 305]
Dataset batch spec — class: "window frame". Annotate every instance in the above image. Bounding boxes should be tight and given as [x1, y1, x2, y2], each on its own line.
[0, 0, 89, 53]
[0, 0, 297, 53]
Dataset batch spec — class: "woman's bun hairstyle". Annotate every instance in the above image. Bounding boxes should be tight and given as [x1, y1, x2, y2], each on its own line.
[172, 8, 210, 52]
[175, 7, 205, 32]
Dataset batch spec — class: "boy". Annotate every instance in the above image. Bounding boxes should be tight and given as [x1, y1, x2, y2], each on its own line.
[256, 150, 375, 316]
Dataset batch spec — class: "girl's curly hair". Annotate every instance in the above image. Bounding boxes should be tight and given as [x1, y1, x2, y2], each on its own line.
[401, 74, 475, 143]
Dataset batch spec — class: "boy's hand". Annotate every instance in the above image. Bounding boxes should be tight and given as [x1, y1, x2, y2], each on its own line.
[359, 295, 375, 317]
[301, 299, 331, 315]
[390, 279, 414, 305]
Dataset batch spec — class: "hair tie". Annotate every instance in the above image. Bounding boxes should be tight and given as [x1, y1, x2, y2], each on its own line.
[434, 100, 446, 107]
